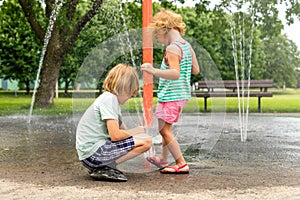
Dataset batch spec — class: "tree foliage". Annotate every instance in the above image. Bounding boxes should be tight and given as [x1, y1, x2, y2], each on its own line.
[1, 0, 300, 102]
[18, 0, 104, 108]
[0, 0, 40, 93]
[197, 0, 300, 87]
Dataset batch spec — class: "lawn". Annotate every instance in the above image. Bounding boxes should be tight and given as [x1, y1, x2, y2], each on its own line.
[0, 88, 299, 116]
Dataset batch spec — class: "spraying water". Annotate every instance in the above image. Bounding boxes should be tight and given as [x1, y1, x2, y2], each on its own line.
[117, 2, 156, 157]
[118, 3, 137, 68]
[28, 0, 64, 123]
[227, 0, 256, 142]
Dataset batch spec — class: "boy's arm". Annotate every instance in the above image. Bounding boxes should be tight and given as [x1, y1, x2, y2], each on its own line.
[106, 119, 145, 141]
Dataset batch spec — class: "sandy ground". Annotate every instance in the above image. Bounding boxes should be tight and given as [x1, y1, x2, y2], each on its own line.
[0, 113, 300, 199]
[1, 179, 300, 200]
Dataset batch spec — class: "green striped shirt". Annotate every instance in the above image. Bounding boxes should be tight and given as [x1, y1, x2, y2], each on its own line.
[157, 41, 192, 102]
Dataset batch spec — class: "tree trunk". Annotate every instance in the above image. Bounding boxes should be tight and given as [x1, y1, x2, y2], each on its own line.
[36, 57, 62, 108]
[64, 79, 69, 96]
[35, 27, 62, 108]
[25, 79, 30, 95]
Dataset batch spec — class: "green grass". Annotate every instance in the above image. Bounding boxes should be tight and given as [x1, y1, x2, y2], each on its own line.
[0, 89, 299, 116]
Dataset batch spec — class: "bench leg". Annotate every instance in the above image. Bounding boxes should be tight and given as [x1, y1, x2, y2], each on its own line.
[204, 97, 208, 112]
[258, 97, 261, 112]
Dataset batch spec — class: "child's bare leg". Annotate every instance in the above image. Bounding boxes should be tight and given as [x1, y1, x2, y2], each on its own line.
[116, 134, 152, 164]
[159, 119, 186, 166]
[158, 119, 170, 161]
[160, 137, 169, 161]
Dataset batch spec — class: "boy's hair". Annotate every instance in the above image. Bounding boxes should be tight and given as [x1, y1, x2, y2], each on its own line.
[103, 64, 139, 96]
[150, 9, 186, 36]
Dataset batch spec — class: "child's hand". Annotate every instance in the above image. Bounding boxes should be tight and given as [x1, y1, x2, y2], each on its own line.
[131, 126, 145, 135]
[120, 125, 147, 137]
[141, 63, 156, 75]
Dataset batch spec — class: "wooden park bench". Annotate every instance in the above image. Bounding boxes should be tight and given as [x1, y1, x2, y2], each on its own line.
[193, 80, 274, 112]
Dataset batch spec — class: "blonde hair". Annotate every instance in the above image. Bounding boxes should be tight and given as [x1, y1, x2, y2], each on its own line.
[150, 9, 186, 36]
[103, 64, 139, 96]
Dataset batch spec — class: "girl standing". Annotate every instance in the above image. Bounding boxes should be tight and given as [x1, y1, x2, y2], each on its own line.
[141, 9, 199, 174]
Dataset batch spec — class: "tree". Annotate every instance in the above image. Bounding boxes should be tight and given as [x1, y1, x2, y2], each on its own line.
[61, 0, 142, 95]
[206, 0, 300, 85]
[261, 34, 299, 87]
[0, 0, 40, 94]
[18, 0, 104, 108]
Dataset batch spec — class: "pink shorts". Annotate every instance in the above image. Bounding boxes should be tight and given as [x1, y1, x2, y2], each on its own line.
[155, 100, 188, 124]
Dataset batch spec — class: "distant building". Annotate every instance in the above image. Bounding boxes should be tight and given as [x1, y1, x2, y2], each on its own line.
[0, 77, 19, 90]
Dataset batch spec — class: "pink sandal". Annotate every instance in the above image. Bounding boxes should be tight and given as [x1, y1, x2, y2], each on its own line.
[160, 163, 189, 174]
[146, 156, 168, 169]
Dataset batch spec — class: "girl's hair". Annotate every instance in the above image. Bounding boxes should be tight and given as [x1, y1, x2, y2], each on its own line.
[150, 9, 186, 36]
[103, 64, 139, 96]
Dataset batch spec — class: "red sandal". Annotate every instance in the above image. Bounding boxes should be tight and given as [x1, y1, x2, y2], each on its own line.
[160, 163, 189, 174]
[146, 156, 168, 169]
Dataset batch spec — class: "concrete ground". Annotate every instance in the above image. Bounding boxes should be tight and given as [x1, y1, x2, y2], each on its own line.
[0, 113, 300, 199]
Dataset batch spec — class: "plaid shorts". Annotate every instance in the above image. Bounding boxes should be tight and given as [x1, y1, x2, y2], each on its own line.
[81, 136, 135, 170]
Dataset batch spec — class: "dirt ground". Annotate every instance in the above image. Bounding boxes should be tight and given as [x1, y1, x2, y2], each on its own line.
[1, 113, 300, 199]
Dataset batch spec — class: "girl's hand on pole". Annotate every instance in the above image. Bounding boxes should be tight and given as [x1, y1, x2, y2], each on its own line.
[141, 63, 156, 75]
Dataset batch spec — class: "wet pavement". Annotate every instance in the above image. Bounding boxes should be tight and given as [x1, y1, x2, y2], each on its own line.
[0, 113, 300, 199]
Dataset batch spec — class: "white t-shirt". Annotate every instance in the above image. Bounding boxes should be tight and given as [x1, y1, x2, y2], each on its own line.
[76, 91, 122, 160]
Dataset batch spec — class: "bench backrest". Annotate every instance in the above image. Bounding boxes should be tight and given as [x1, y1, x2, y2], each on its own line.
[196, 80, 274, 90]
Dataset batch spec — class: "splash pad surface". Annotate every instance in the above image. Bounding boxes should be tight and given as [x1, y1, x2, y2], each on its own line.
[1, 114, 300, 199]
